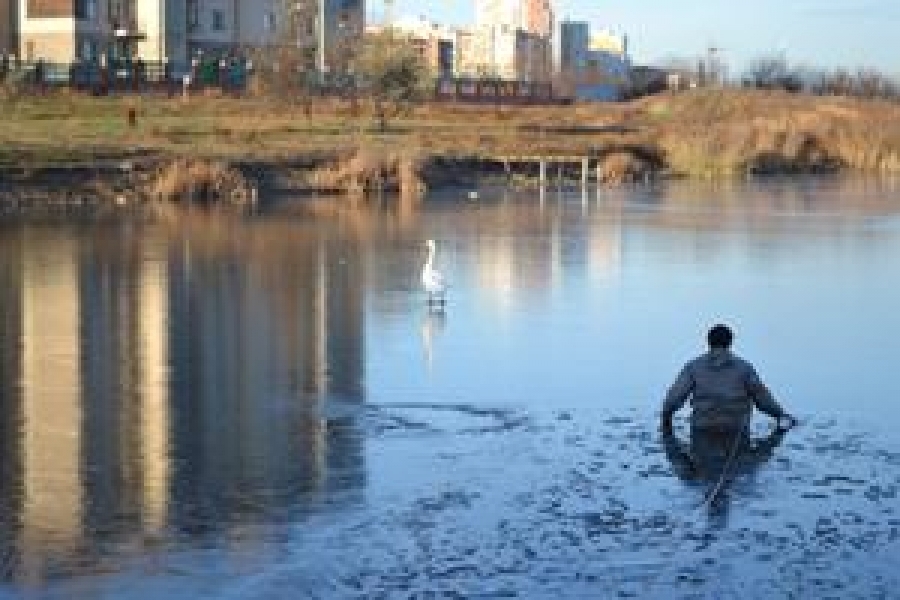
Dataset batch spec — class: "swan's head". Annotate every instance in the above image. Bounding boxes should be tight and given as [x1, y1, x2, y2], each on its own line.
[426, 239, 436, 250]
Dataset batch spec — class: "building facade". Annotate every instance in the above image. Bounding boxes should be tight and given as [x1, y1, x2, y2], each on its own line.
[472, 0, 552, 82]
[1, 0, 19, 57]
[9, 0, 363, 71]
[558, 19, 588, 73]
[557, 20, 630, 100]
[522, 0, 551, 38]
[382, 16, 455, 79]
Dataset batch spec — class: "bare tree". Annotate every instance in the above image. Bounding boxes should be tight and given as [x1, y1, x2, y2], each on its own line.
[742, 55, 803, 92]
[247, 0, 319, 109]
[355, 29, 432, 131]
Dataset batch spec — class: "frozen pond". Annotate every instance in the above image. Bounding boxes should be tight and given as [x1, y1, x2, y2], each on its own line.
[1, 176, 900, 598]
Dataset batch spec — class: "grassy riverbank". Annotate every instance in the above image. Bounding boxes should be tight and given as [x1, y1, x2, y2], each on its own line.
[2, 88, 900, 180]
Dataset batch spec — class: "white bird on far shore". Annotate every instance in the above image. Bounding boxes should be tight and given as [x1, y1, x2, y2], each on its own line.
[422, 239, 446, 305]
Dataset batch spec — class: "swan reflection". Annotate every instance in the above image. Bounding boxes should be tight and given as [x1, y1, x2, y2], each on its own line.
[421, 307, 446, 371]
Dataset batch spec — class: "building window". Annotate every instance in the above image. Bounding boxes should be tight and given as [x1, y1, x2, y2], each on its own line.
[75, 0, 98, 20]
[80, 39, 98, 61]
[212, 9, 226, 31]
[187, 0, 200, 31]
[264, 12, 277, 32]
[108, 0, 124, 24]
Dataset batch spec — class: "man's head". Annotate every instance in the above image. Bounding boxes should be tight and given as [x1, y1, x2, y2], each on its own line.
[707, 324, 733, 349]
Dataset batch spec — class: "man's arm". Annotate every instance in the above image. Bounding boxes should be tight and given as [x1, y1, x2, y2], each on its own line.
[745, 365, 794, 427]
[662, 429, 695, 480]
[661, 364, 694, 432]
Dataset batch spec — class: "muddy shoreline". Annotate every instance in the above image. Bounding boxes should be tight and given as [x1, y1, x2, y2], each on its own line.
[0, 149, 846, 217]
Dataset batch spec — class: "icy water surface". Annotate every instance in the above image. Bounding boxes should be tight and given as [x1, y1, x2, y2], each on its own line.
[1, 176, 900, 598]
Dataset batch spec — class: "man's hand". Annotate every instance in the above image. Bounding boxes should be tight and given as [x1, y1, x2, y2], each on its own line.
[660, 416, 674, 436]
[775, 414, 798, 431]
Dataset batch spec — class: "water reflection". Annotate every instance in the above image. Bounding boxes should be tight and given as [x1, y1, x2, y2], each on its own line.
[421, 307, 446, 371]
[0, 223, 367, 586]
[662, 427, 788, 528]
[0, 175, 897, 592]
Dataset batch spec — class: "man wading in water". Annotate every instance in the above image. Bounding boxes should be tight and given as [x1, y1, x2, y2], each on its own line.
[660, 324, 797, 513]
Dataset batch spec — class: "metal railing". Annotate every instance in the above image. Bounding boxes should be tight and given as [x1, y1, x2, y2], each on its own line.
[434, 78, 559, 104]
[0, 57, 249, 95]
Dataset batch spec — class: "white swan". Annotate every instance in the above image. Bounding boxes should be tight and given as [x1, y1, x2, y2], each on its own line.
[421, 239, 446, 304]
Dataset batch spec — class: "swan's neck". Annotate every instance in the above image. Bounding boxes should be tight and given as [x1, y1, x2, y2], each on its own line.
[425, 245, 435, 270]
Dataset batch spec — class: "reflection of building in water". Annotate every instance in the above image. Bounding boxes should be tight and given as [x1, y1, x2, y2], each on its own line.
[79, 233, 170, 539]
[0, 230, 24, 575]
[166, 233, 366, 531]
[137, 250, 170, 532]
[472, 210, 557, 309]
[19, 231, 84, 583]
[471, 207, 623, 309]
[587, 215, 623, 283]
[0, 229, 172, 584]
[0, 226, 367, 584]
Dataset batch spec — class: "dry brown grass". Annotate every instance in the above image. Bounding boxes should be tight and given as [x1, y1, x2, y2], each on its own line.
[147, 158, 254, 207]
[311, 145, 425, 202]
[3, 88, 900, 180]
[637, 89, 900, 176]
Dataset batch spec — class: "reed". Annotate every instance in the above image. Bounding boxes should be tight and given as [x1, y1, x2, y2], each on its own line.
[310, 145, 425, 201]
[147, 158, 253, 207]
[3, 88, 900, 181]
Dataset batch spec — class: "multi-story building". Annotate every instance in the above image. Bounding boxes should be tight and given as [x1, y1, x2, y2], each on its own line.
[557, 20, 630, 99]
[379, 16, 454, 78]
[455, 24, 550, 82]
[522, 0, 551, 38]
[558, 20, 589, 73]
[11, 0, 198, 65]
[472, 0, 552, 82]
[9, 0, 363, 71]
[583, 29, 630, 84]
[0, 0, 19, 57]
[453, 27, 483, 78]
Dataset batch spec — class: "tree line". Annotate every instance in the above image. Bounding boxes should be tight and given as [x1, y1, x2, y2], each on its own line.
[741, 55, 900, 100]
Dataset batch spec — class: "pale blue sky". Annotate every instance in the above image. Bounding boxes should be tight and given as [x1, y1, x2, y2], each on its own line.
[372, 0, 900, 76]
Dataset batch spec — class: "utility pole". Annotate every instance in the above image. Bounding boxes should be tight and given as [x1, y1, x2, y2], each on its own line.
[708, 46, 721, 86]
[317, 0, 326, 80]
[384, 0, 394, 28]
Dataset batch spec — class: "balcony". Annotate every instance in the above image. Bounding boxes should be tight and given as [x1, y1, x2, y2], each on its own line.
[109, 18, 146, 40]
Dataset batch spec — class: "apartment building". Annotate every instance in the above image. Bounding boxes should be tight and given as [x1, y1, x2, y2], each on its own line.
[1, 0, 19, 56]
[558, 21, 631, 100]
[558, 20, 588, 73]
[13, 0, 187, 64]
[471, 0, 552, 81]
[10, 0, 363, 70]
[381, 16, 454, 78]
[522, 0, 551, 38]
[453, 23, 550, 81]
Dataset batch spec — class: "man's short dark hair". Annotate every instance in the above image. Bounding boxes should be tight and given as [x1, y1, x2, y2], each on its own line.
[707, 324, 733, 348]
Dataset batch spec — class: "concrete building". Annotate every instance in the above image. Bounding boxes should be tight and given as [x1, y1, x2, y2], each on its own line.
[557, 20, 630, 100]
[558, 19, 588, 72]
[0, 0, 19, 57]
[12, 0, 195, 65]
[475, 0, 552, 36]
[382, 16, 455, 78]
[453, 26, 484, 78]
[453, 23, 549, 82]
[522, 0, 552, 38]
[9, 0, 363, 71]
[472, 0, 552, 82]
